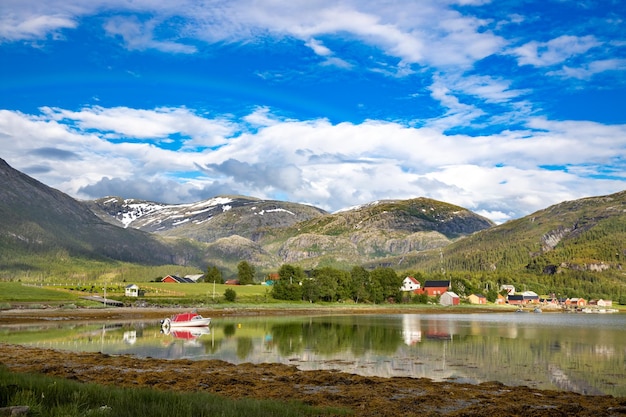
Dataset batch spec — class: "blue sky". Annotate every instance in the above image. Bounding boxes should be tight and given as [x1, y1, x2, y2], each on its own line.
[1, 0, 625, 223]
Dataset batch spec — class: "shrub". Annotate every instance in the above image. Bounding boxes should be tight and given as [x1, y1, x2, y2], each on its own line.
[224, 288, 237, 302]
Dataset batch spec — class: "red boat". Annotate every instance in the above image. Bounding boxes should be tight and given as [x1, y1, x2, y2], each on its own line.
[161, 312, 211, 329]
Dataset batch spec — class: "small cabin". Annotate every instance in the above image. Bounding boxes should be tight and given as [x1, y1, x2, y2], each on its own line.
[440, 291, 460, 306]
[125, 284, 144, 297]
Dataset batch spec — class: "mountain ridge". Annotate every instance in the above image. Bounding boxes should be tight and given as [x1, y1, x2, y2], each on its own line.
[0, 158, 199, 266]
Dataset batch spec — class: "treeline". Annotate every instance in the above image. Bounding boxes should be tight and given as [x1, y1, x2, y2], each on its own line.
[271, 264, 405, 304]
[266, 263, 626, 304]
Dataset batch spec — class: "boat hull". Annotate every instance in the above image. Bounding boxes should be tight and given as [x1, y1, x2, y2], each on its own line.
[169, 318, 211, 327]
[161, 312, 211, 329]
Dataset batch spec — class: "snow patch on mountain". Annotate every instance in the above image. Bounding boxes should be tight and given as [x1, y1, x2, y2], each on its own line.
[102, 197, 234, 228]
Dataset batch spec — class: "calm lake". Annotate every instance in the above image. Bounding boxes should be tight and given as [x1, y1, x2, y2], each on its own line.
[1, 312, 625, 396]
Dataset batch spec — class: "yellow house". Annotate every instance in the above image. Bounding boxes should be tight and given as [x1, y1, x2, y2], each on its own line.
[468, 294, 487, 304]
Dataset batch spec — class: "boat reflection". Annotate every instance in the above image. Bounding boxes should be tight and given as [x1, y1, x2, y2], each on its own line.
[162, 326, 211, 343]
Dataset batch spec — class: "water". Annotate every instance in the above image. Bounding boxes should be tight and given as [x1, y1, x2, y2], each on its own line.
[1, 312, 625, 396]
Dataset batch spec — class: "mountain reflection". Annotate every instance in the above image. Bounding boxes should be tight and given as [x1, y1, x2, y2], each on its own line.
[269, 317, 404, 356]
[2, 313, 625, 397]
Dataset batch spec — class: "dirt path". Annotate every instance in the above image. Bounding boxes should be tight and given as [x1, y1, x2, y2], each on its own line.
[1, 308, 625, 416]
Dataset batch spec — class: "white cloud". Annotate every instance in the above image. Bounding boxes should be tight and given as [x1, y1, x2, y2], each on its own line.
[305, 38, 332, 57]
[510, 35, 600, 67]
[304, 38, 353, 69]
[0, 14, 77, 41]
[40, 106, 234, 148]
[1, 0, 505, 70]
[103, 15, 197, 54]
[1, 106, 625, 222]
[549, 59, 626, 79]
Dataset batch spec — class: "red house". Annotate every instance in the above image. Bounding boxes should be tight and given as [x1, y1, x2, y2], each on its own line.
[418, 280, 451, 297]
[162, 275, 195, 283]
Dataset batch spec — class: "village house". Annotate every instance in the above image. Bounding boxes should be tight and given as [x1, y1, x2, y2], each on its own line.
[507, 291, 540, 305]
[125, 284, 139, 297]
[567, 297, 586, 307]
[468, 294, 487, 305]
[418, 280, 451, 297]
[500, 285, 515, 295]
[539, 297, 560, 307]
[400, 276, 421, 292]
[507, 294, 524, 305]
[589, 299, 613, 307]
[440, 291, 460, 306]
[161, 275, 196, 283]
[521, 291, 540, 303]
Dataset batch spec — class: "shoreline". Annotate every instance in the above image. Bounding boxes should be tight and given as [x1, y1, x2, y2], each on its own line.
[0, 304, 518, 325]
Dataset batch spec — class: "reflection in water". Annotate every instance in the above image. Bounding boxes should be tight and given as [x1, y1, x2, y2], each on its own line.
[1, 313, 625, 396]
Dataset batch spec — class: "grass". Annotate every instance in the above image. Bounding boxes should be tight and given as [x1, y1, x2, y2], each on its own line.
[145, 283, 273, 302]
[0, 282, 80, 304]
[0, 366, 350, 417]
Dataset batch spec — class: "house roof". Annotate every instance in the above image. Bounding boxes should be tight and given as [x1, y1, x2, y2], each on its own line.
[404, 276, 420, 284]
[125, 284, 138, 289]
[185, 274, 205, 282]
[423, 280, 450, 288]
[443, 291, 459, 298]
[163, 275, 195, 283]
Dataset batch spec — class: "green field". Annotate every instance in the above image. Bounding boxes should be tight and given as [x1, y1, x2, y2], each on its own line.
[0, 282, 80, 304]
[0, 281, 280, 307]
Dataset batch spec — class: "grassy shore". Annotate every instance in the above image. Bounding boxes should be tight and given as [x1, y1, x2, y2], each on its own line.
[0, 365, 348, 417]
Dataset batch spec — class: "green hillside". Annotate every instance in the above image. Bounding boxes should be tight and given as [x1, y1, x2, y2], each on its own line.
[374, 191, 626, 300]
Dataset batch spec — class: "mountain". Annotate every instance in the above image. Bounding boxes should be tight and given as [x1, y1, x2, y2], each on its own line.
[375, 191, 626, 277]
[86, 195, 328, 242]
[262, 198, 494, 269]
[0, 158, 198, 267]
[87, 194, 495, 271]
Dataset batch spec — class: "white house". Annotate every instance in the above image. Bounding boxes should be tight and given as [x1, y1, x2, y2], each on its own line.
[400, 276, 421, 292]
[125, 284, 139, 297]
[500, 285, 515, 295]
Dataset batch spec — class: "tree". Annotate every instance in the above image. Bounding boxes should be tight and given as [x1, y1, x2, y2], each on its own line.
[312, 267, 340, 302]
[206, 265, 223, 284]
[278, 264, 305, 283]
[301, 278, 321, 302]
[370, 267, 402, 303]
[237, 261, 255, 285]
[350, 266, 370, 303]
[224, 288, 237, 302]
[271, 279, 303, 301]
